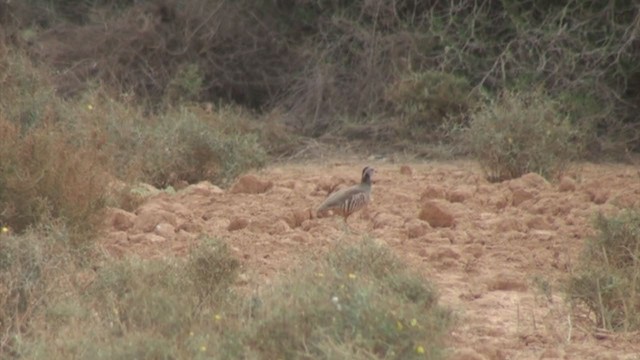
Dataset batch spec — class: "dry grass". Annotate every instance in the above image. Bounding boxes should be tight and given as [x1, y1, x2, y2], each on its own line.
[568, 210, 640, 332]
[4, 238, 451, 359]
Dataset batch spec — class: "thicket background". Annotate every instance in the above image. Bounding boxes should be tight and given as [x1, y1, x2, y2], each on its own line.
[2, 0, 639, 155]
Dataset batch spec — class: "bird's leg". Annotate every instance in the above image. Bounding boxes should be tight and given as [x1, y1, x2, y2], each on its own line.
[341, 216, 351, 234]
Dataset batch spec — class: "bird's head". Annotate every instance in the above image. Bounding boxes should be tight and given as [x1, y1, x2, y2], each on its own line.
[361, 166, 375, 184]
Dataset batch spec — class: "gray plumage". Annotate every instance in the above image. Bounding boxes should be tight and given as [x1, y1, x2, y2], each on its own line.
[317, 166, 375, 223]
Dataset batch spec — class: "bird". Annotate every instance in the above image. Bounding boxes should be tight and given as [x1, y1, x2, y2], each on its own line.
[316, 166, 375, 230]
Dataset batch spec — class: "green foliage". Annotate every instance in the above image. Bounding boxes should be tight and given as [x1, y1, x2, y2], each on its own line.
[165, 63, 205, 104]
[7, 239, 450, 359]
[143, 107, 266, 188]
[467, 90, 582, 181]
[385, 70, 479, 139]
[567, 210, 640, 331]
[186, 237, 241, 304]
[252, 239, 452, 359]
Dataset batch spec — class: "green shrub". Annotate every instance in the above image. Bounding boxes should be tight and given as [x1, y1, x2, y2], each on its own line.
[251, 239, 452, 359]
[567, 210, 640, 331]
[186, 237, 241, 304]
[143, 107, 266, 188]
[467, 90, 582, 182]
[385, 70, 478, 140]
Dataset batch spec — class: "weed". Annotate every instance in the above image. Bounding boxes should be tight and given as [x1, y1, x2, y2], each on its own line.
[467, 90, 582, 182]
[567, 210, 640, 331]
[0, 117, 108, 241]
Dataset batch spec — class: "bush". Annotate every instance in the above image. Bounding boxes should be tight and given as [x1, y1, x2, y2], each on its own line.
[251, 239, 451, 359]
[467, 90, 582, 182]
[143, 106, 266, 188]
[385, 70, 479, 140]
[0, 117, 108, 240]
[567, 210, 640, 331]
[0, 226, 77, 357]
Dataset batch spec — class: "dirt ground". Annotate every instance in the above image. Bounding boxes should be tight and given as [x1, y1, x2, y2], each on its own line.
[101, 158, 640, 360]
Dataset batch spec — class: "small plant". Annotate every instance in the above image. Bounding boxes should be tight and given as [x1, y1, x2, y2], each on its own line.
[186, 236, 240, 304]
[467, 90, 582, 182]
[567, 210, 640, 331]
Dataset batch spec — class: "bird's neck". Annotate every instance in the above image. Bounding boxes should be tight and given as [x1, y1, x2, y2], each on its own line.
[361, 176, 372, 187]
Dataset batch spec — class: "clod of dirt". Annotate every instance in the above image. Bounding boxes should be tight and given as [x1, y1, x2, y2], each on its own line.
[104, 207, 136, 231]
[230, 174, 273, 194]
[129, 233, 166, 244]
[418, 200, 455, 228]
[269, 219, 291, 235]
[228, 217, 249, 231]
[525, 215, 554, 231]
[154, 222, 176, 239]
[558, 176, 576, 192]
[429, 247, 461, 261]
[420, 184, 447, 201]
[405, 219, 429, 238]
[133, 207, 178, 233]
[516, 172, 549, 189]
[450, 348, 488, 360]
[486, 273, 528, 292]
[511, 188, 535, 207]
[399, 165, 413, 176]
[184, 181, 224, 196]
[447, 186, 474, 203]
[583, 184, 610, 205]
[373, 212, 403, 229]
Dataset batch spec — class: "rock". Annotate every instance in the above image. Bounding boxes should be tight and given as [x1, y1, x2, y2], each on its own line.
[104, 208, 136, 231]
[418, 200, 455, 228]
[154, 222, 175, 239]
[420, 185, 447, 201]
[230, 175, 273, 194]
[228, 217, 249, 231]
[399, 165, 413, 176]
[558, 176, 576, 192]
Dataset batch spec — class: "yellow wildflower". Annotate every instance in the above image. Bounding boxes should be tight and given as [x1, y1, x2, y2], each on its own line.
[348, 273, 356, 279]
[410, 318, 418, 327]
[416, 345, 425, 354]
[214, 314, 222, 321]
